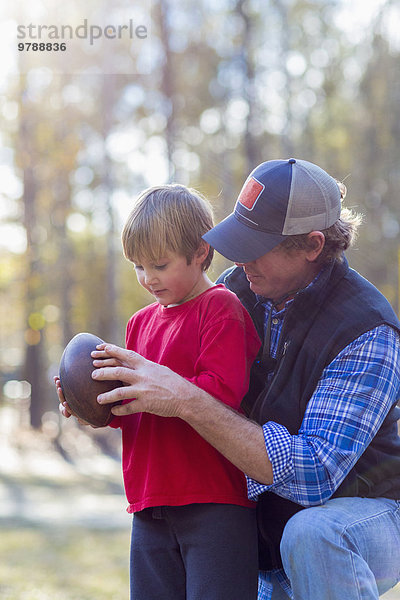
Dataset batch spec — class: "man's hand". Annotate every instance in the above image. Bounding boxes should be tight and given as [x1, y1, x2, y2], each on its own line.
[92, 344, 188, 418]
[91, 344, 273, 484]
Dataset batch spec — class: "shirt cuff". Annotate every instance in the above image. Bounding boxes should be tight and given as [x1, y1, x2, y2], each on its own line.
[246, 421, 294, 500]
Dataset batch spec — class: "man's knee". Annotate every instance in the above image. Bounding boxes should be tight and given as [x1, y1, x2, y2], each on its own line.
[280, 506, 328, 565]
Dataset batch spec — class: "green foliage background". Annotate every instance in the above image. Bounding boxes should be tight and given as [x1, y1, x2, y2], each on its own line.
[1, 0, 400, 426]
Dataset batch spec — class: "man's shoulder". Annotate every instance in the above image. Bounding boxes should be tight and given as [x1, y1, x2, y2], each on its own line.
[216, 265, 246, 288]
[215, 265, 237, 285]
[341, 266, 400, 329]
[216, 266, 257, 307]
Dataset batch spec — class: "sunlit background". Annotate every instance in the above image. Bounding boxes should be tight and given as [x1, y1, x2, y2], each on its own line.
[1, 0, 400, 597]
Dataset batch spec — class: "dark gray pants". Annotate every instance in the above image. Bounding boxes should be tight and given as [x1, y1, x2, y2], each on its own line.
[130, 503, 258, 600]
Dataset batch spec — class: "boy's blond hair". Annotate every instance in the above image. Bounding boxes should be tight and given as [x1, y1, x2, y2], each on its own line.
[122, 184, 214, 271]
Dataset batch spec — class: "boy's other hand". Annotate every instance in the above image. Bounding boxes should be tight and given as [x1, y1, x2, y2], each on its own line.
[54, 375, 92, 427]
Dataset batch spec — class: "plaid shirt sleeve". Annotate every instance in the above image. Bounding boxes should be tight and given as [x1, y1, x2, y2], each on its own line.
[247, 324, 400, 505]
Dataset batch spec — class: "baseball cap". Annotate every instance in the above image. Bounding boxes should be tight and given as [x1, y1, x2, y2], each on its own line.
[203, 158, 342, 263]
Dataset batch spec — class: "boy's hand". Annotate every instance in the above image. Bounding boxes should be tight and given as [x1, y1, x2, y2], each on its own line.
[54, 375, 71, 417]
[54, 375, 92, 426]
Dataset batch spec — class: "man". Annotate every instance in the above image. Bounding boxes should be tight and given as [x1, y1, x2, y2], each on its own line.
[91, 158, 400, 599]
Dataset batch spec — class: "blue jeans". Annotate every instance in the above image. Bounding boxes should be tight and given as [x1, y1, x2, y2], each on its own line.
[278, 497, 400, 599]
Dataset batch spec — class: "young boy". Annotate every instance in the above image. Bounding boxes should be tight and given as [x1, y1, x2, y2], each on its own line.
[57, 184, 260, 599]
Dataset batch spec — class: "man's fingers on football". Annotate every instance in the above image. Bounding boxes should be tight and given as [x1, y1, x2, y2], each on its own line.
[103, 345, 144, 366]
[92, 358, 119, 367]
[92, 365, 134, 383]
[111, 400, 141, 416]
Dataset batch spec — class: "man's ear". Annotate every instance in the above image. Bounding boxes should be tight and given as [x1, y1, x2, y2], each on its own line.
[306, 231, 325, 262]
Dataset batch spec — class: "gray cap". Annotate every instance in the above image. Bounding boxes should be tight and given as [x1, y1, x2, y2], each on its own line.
[203, 158, 341, 262]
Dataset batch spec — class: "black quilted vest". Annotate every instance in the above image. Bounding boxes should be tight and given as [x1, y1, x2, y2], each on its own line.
[220, 258, 400, 569]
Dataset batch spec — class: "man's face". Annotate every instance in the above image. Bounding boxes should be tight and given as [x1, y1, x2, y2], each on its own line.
[236, 244, 316, 306]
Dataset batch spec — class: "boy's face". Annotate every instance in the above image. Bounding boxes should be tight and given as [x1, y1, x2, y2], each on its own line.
[133, 250, 207, 306]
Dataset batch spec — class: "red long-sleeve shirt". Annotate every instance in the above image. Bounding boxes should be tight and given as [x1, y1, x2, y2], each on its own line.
[111, 284, 260, 513]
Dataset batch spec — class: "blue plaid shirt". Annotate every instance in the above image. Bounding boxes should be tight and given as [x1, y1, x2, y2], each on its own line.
[247, 296, 400, 599]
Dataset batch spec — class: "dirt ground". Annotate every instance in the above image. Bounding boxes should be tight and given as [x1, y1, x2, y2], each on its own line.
[0, 406, 399, 599]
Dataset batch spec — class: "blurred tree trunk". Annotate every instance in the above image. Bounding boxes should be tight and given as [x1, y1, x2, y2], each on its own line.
[99, 74, 118, 343]
[274, 0, 295, 158]
[20, 110, 49, 429]
[157, 0, 176, 181]
[353, 21, 400, 305]
[53, 171, 74, 347]
[236, 0, 259, 172]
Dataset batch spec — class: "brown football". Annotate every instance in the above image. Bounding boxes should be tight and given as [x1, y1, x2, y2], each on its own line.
[59, 332, 122, 427]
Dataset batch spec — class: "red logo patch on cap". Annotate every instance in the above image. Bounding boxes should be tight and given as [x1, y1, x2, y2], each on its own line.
[237, 177, 264, 210]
